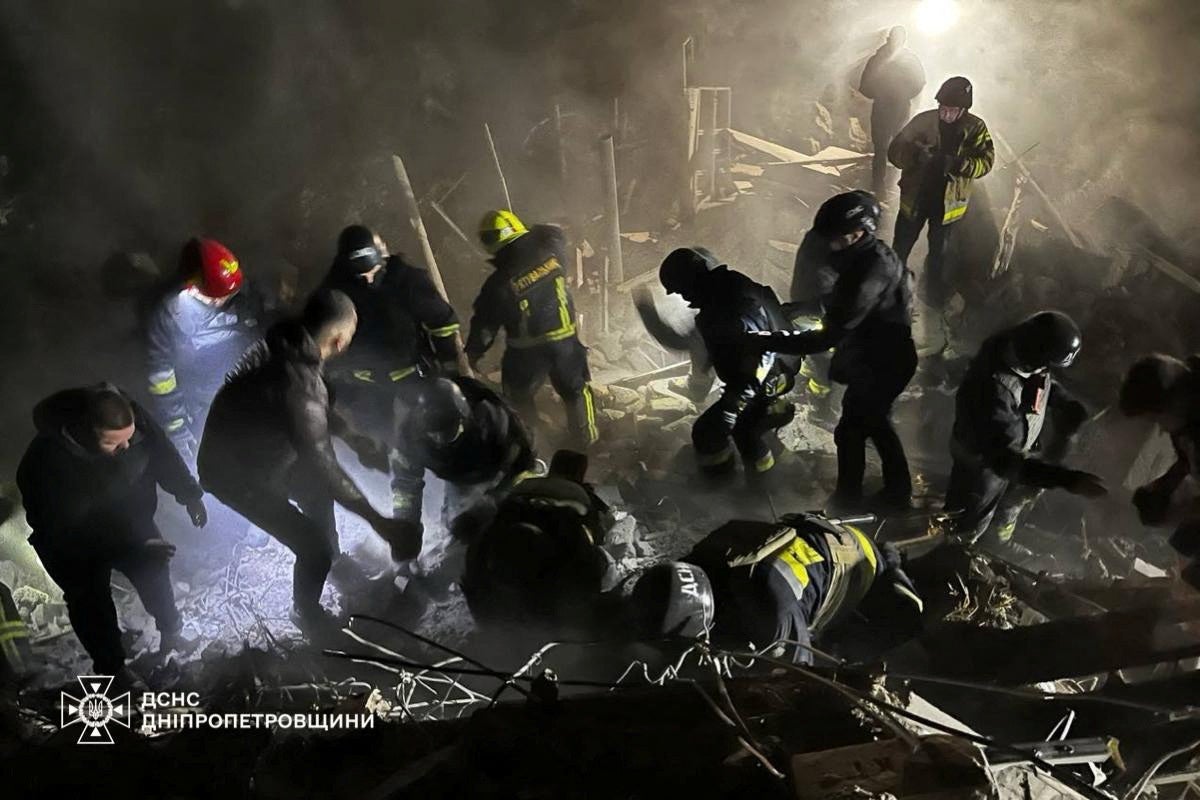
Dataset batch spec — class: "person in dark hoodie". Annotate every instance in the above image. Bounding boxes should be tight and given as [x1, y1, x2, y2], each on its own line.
[198, 289, 421, 632]
[467, 210, 597, 448]
[858, 26, 925, 197]
[752, 192, 917, 512]
[17, 384, 207, 681]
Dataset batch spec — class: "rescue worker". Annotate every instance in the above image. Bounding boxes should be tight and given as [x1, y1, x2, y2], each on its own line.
[789, 217, 846, 430]
[16, 384, 207, 680]
[657, 247, 800, 479]
[461, 449, 615, 633]
[1119, 354, 1200, 588]
[946, 311, 1107, 554]
[198, 290, 421, 633]
[858, 26, 925, 197]
[753, 192, 917, 512]
[888, 76, 994, 310]
[627, 512, 923, 665]
[320, 224, 462, 517]
[466, 210, 598, 448]
[144, 237, 270, 461]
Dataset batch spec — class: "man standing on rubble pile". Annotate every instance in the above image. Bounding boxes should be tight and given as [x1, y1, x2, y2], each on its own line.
[752, 192, 917, 513]
[466, 210, 598, 449]
[198, 290, 421, 635]
[1119, 354, 1200, 589]
[320, 225, 463, 520]
[17, 384, 208, 685]
[657, 247, 801, 481]
[621, 512, 924, 665]
[859, 26, 925, 197]
[888, 76, 994, 315]
[946, 311, 1107, 558]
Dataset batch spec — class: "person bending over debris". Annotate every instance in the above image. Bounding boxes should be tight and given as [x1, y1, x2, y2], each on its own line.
[1119, 354, 1200, 589]
[320, 225, 462, 518]
[752, 192, 917, 513]
[945, 311, 1107, 557]
[391, 375, 537, 598]
[624, 512, 923, 665]
[467, 210, 598, 448]
[461, 449, 615, 634]
[17, 384, 208, 683]
[658, 247, 800, 480]
[199, 289, 420, 634]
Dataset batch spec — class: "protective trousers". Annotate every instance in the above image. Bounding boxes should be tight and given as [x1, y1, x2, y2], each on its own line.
[501, 338, 598, 447]
[693, 376, 793, 476]
[333, 375, 420, 514]
[892, 209, 954, 309]
[945, 461, 1041, 546]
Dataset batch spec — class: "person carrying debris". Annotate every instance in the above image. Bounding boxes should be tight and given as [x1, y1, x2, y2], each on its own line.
[752, 191, 917, 513]
[461, 449, 615, 633]
[1119, 354, 1200, 589]
[623, 513, 923, 665]
[17, 383, 208, 683]
[390, 375, 537, 599]
[858, 25, 925, 197]
[198, 290, 420, 634]
[888, 76, 994, 311]
[657, 247, 800, 480]
[320, 225, 462, 517]
[466, 210, 598, 449]
[945, 311, 1107, 556]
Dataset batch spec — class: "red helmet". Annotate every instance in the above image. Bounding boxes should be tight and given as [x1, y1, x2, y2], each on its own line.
[182, 237, 243, 298]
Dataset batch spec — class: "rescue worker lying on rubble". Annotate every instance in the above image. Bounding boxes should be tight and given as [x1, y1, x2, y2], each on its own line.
[466, 210, 598, 448]
[1119, 354, 1200, 589]
[390, 375, 537, 599]
[618, 513, 924, 665]
[945, 311, 1107, 557]
[656, 247, 801, 480]
[198, 289, 421, 635]
[17, 384, 208, 685]
[750, 191, 917, 513]
[459, 449, 616, 634]
[320, 225, 462, 518]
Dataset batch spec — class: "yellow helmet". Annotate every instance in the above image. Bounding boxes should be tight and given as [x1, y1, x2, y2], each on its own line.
[478, 209, 528, 255]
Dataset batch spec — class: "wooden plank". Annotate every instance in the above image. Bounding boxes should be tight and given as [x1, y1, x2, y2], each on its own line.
[729, 128, 810, 163]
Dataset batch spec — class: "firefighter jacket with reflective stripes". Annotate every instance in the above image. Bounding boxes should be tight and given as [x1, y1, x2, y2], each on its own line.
[17, 384, 202, 558]
[888, 109, 994, 224]
[322, 255, 460, 386]
[144, 282, 269, 437]
[392, 377, 535, 522]
[466, 225, 579, 359]
[951, 332, 1088, 488]
[0, 580, 32, 678]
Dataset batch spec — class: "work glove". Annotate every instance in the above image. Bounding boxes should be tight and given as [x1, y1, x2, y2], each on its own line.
[1063, 469, 1108, 498]
[1133, 484, 1173, 526]
[186, 498, 208, 528]
[940, 154, 963, 176]
[373, 516, 424, 562]
[349, 434, 390, 473]
[143, 538, 177, 560]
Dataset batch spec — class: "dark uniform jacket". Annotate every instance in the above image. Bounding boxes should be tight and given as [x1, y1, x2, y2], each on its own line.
[321, 255, 460, 385]
[859, 46, 925, 136]
[197, 320, 369, 510]
[143, 282, 270, 438]
[466, 225, 578, 359]
[952, 332, 1089, 486]
[17, 385, 201, 558]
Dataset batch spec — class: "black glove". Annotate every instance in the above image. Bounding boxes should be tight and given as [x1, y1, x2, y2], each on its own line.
[351, 436, 390, 473]
[373, 517, 424, 562]
[143, 538, 177, 559]
[186, 498, 208, 528]
[940, 154, 962, 176]
[1133, 484, 1173, 526]
[1064, 469, 1108, 498]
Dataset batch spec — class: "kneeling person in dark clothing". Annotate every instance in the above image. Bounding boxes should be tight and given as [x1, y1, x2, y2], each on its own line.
[946, 311, 1106, 555]
[199, 290, 420, 632]
[17, 384, 208, 677]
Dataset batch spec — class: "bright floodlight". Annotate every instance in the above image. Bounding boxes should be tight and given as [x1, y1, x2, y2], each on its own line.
[915, 0, 961, 35]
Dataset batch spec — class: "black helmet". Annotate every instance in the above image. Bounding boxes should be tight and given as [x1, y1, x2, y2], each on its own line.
[813, 190, 881, 238]
[336, 225, 387, 273]
[1119, 354, 1187, 417]
[411, 378, 471, 446]
[1010, 311, 1081, 371]
[629, 562, 715, 639]
[935, 76, 973, 109]
[659, 247, 717, 297]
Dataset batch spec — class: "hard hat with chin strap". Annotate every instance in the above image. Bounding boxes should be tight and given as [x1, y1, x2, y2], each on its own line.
[479, 209, 529, 255]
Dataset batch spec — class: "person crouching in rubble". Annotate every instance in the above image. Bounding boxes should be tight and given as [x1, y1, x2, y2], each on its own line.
[750, 191, 917, 514]
[390, 375, 537, 602]
[17, 384, 208, 685]
[620, 513, 924, 665]
[945, 311, 1107, 558]
[198, 290, 421, 636]
[1119, 354, 1200, 589]
[657, 247, 800, 481]
[460, 449, 616, 635]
